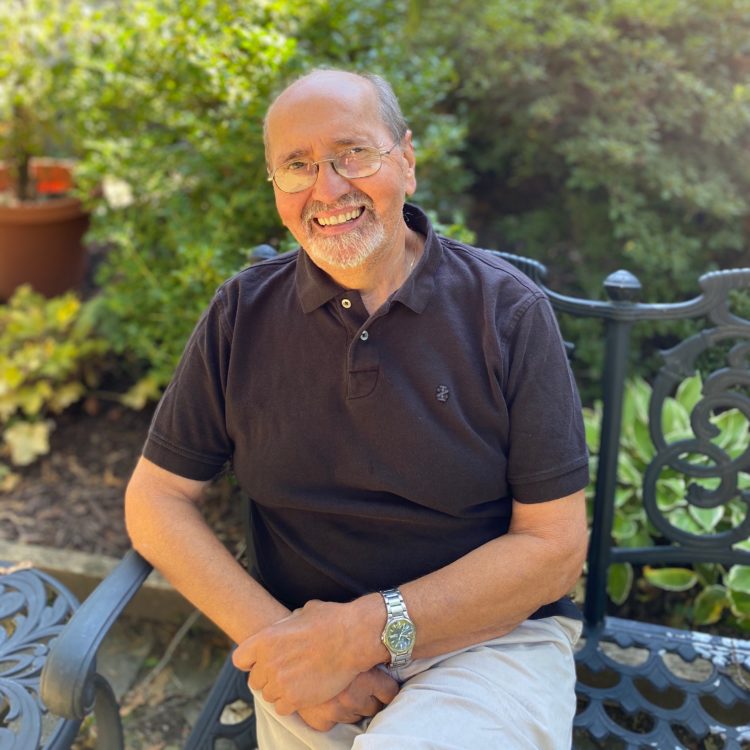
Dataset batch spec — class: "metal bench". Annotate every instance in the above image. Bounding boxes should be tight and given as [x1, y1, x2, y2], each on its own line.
[0, 562, 124, 748]
[39, 256, 750, 749]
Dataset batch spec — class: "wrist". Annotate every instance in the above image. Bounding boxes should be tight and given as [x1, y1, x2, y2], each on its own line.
[345, 593, 390, 671]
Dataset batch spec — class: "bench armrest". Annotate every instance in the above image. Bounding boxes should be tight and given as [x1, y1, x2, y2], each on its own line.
[40, 548, 153, 719]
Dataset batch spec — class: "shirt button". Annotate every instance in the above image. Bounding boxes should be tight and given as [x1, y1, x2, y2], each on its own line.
[341, 298, 352, 309]
[360, 330, 369, 341]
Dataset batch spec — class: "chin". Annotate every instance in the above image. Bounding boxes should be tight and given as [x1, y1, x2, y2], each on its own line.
[305, 224, 385, 270]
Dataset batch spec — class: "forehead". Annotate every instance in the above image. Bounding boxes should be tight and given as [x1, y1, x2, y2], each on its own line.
[266, 73, 391, 165]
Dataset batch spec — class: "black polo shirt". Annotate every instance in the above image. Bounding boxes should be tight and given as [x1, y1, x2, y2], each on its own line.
[144, 204, 589, 617]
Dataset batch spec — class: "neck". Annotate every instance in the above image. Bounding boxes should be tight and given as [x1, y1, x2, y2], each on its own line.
[320, 227, 424, 315]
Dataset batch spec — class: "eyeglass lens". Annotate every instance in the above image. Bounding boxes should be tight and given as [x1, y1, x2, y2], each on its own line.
[274, 147, 384, 193]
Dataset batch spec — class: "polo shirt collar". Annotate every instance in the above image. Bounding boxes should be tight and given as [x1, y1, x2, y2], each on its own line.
[295, 203, 442, 315]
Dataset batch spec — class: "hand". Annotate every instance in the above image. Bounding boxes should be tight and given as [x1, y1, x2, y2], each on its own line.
[297, 668, 399, 732]
[232, 599, 379, 714]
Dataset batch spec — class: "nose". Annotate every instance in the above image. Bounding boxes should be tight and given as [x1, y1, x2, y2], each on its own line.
[310, 160, 352, 204]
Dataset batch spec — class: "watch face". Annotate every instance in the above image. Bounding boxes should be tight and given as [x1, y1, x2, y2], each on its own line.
[385, 617, 415, 653]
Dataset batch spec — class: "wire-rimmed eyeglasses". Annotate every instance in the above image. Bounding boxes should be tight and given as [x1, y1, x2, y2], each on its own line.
[267, 142, 400, 194]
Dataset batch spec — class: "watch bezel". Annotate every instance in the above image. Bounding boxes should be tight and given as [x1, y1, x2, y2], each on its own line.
[383, 615, 416, 655]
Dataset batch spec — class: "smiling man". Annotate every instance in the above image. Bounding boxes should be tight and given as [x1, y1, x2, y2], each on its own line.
[125, 69, 590, 749]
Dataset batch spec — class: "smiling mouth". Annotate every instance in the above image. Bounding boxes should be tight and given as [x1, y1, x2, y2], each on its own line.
[314, 207, 365, 227]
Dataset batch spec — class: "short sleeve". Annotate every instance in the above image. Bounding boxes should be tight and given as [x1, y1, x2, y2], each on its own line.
[142, 290, 234, 480]
[504, 296, 589, 502]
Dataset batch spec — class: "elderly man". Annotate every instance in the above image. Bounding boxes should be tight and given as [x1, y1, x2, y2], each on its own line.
[125, 69, 589, 749]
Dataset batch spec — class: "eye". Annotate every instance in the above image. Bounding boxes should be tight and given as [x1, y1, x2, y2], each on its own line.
[283, 160, 309, 173]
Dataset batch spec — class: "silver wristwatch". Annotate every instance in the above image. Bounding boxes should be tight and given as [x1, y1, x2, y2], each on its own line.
[380, 588, 416, 668]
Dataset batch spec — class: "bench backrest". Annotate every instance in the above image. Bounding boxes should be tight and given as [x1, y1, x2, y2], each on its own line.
[493, 251, 750, 628]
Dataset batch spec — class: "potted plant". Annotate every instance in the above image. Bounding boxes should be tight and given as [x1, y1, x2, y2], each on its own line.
[0, 0, 93, 301]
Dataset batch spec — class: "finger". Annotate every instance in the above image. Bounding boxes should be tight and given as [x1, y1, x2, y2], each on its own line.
[298, 712, 336, 732]
[371, 674, 399, 705]
[232, 639, 256, 669]
[247, 669, 266, 691]
[353, 695, 383, 718]
[274, 698, 298, 716]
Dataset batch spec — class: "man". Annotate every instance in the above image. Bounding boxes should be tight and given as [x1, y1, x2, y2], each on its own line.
[125, 69, 589, 749]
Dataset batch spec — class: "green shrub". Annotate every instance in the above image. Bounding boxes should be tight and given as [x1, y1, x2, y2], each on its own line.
[414, 0, 750, 299]
[584, 375, 750, 629]
[73, 0, 467, 403]
[0, 287, 108, 483]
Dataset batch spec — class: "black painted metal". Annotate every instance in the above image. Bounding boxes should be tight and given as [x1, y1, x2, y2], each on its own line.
[0, 564, 81, 749]
[183, 653, 257, 750]
[41, 549, 153, 749]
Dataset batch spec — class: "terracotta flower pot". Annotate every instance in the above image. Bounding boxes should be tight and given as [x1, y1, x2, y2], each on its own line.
[0, 161, 89, 301]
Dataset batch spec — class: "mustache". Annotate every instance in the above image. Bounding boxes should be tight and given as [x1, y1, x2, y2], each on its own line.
[302, 193, 374, 223]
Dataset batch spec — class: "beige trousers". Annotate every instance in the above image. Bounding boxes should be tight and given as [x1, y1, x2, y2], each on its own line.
[251, 616, 581, 750]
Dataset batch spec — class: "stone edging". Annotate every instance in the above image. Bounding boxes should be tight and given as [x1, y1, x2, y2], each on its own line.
[0, 539, 211, 626]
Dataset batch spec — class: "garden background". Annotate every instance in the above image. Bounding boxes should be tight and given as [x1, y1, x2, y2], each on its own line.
[2, 0, 750, 665]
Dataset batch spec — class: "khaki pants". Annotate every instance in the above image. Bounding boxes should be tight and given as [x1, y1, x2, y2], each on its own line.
[252, 616, 581, 750]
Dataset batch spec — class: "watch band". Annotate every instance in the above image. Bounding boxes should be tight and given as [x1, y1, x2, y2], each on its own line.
[382, 588, 410, 620]
[380, 587, 415, 668]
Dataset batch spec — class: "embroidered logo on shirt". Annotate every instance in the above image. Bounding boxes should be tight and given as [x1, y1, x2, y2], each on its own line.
[435, 385, 450, 403]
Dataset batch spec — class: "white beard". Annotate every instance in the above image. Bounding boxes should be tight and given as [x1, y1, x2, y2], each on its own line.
[304, 212, 385, 270]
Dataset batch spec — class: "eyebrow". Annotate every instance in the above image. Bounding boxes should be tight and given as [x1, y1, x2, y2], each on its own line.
[276, 138, 372, 166]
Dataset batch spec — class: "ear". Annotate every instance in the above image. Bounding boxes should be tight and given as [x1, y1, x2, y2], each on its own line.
[401, 129, 417, 196]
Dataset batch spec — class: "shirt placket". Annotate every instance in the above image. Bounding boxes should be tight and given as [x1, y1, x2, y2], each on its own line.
[334, 293, 381, 400]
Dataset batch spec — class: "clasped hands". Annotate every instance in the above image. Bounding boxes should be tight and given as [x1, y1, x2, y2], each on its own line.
[232, 599, 398, 732]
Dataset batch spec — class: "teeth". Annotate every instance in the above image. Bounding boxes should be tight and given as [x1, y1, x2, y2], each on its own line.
[317, 208, 362, 226]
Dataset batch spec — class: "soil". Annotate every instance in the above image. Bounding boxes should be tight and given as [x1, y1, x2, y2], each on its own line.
[0, 397, 244, 557]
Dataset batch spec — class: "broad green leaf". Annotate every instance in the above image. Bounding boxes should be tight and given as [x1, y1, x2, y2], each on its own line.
[618, 451, 643, 486]
[688, 505, 725, 532]
[725, 565, 750, 595]
[692, 585, 728, 625]
[615, 486, 635, 508]
[631, 418, 653, 463]
[612, 514, 637, 541]
[607, 563, 633, 605]
[668, 507, 704, 535]
[728, 589, 750, 618]
[661, 397, 690, 436]
[643, 566, 698, 592]
[675, 373, 702, 412]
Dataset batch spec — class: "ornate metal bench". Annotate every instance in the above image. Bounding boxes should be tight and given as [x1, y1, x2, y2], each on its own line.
[39, 257, 750, 749]
[0, 563, 124, 748]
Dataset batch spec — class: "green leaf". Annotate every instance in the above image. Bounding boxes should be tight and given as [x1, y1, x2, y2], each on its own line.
[692, 584, 728, 625]
[643, 566, 698, 592]
[728, 589, 750, 619]
[675, 373, 702, 412]
[688, 505, 725, 532]
[725, 565, 750, 595]
[612, 514, 637, 542]
[661, 397, 691, 438]
[618, 451, 644, 487]
[667, 507, 704, 535]
[607, 563, 633, 605]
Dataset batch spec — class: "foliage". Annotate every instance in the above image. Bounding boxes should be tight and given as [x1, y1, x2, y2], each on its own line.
[0, 0, 96, 201]
[0, 287, 108, 484]
[412, 0, 750, 301]
[584, 375, 750, 628]
[71, 0, 467, 402]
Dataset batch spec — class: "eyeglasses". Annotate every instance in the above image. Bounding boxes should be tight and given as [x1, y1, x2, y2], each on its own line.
[268, 143, 400, 194]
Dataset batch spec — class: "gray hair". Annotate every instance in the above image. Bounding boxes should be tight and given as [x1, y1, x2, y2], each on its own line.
[263, 69, 408, 164]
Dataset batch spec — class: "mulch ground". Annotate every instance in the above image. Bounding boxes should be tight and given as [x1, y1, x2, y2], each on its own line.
[0, 398, 244, 557]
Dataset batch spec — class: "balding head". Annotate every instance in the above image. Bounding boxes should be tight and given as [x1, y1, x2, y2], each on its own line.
[263, 69, 407, 164]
